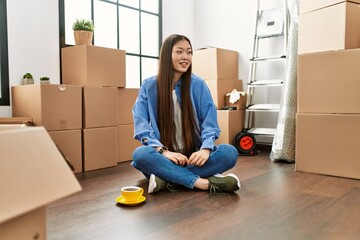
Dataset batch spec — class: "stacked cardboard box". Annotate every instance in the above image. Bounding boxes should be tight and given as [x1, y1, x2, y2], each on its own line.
[81, 86, 118, 171]
[61, 45, 126, 87]
[298, 0, 360, 55]
[62, 45, 127, 171]
[12, 84, 83, 173]
[192, 47, 245, 145]
[0, 127, 81, 239]
[296, 0, 360, 179]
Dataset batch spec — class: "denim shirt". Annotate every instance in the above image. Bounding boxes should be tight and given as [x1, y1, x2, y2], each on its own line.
[132, 73, 220, 151]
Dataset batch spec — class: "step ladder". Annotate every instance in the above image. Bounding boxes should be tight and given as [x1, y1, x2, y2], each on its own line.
[244, 0, 289, 144]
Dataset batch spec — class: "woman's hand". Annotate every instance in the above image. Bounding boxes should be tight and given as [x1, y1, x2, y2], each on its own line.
[162, 150, 188, 166]
[187, 149, 211, 166]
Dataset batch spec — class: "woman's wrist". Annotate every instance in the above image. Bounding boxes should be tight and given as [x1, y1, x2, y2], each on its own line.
[201, 148, 211, 153]
[155, 146, 168, 154]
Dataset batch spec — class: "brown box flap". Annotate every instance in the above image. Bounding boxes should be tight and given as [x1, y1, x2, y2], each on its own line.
[0, 127, 82, 224]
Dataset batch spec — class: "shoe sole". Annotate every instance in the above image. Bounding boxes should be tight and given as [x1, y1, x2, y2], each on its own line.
[148, 174, 156, 194]
[226, 173, 241, 190]
[216, 173, 241, 190]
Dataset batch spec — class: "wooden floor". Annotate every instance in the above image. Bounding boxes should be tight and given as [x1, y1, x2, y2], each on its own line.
[47, 150, 360, 240]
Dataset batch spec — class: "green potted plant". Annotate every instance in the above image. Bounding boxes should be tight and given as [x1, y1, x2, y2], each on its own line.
[40, 76, 50, 84]
[22, 73, 34, 85]
[72, 18, 94, 46]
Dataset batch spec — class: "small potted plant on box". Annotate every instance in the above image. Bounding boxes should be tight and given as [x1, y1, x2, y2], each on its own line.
[40, 76, 50, 84]
[22, 73, 34, 85]
[72, 18, 94, 46]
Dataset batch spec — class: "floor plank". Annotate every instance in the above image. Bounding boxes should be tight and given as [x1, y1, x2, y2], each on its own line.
[47, 150, 360, 240]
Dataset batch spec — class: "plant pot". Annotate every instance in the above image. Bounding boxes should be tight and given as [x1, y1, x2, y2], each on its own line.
[40, 80, 50, 85]
[74, 30, 93, 46]
[22, 78, 34, 85]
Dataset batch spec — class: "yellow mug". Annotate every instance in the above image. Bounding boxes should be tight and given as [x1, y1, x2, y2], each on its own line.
[121, 186, 144, 202]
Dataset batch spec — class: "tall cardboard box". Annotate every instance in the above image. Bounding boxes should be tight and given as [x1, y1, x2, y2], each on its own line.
[83, 127, 117, 171]
[298, 2, 360, 54]
[192, 47, 238, 80]
[0, 127, 81, 239]
[300, 0, 360, 14]
[298, 49, 360, 114]
[215, 110, 245, 145]
[205, 79, 243, 109]
[296, 113, 360, 179]
[117, 124, 142, 162]
[83, 86, 118, 128]
[117, 88, 139, 125]
[12, 84, 82, 131]
[48, 129, 82, 173]
[62, 45, 126, 87]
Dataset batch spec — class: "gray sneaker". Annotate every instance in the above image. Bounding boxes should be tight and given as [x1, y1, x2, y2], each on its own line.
[148, 174, 168, 193]
[208, 173, 241, 194]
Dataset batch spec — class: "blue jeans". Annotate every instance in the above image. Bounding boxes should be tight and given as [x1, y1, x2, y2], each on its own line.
[131, 144, 239, 189]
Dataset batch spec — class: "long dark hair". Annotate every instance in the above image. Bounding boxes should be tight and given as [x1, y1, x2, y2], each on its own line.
[157, 34, 200, 156]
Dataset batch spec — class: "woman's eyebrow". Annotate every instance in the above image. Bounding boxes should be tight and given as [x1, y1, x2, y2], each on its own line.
[174, 47, 191, 50]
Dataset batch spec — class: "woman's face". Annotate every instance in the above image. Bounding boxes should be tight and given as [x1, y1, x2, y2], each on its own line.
[171, 39, 192, 77]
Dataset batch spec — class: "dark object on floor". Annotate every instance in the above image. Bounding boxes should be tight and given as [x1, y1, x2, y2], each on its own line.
[234, 130, 257, 156]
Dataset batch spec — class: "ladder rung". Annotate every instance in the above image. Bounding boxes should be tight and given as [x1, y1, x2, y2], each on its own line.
[247, 104, 280, 112]
[247, 128, 276, 136]
[250, 55, 286, 62]
[248, 79, 283, 87]
[256, 32, 284, 39]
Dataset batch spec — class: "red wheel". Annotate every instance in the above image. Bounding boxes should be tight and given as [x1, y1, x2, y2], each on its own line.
[239, 136, 254, 150]
[234, 131, 256, 154]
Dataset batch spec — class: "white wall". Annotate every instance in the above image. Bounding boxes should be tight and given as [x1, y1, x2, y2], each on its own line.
[194, 0, 257, 83]
[0, 0, 60, 117]
[162, 0, 195, 45]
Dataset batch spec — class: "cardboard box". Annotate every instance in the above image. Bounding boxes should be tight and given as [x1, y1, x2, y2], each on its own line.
[300, 0, 360, 14]
[0, 124, 28, 130]
[0, 117, 33, 126]
[192, 47, 238, 80]
[0, 127, 81, 239]
[48, 129, 82, 173]
[62, 45, 126, 87]
[215, 110, 245, 145]
[83, 86, 118, 128]
[117, 88, 139, 125]
[205, 79, 243, 109]
[12, 84, 82, 131]
[298, 2, 360, 54]
[298, 49, 360, 114]
[117, 124, 142, 162]
[296, 113, 360, 179]
[0, 207, 45, 240]
[83, 127, 117, 171]
[225, 90, 247, 110]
